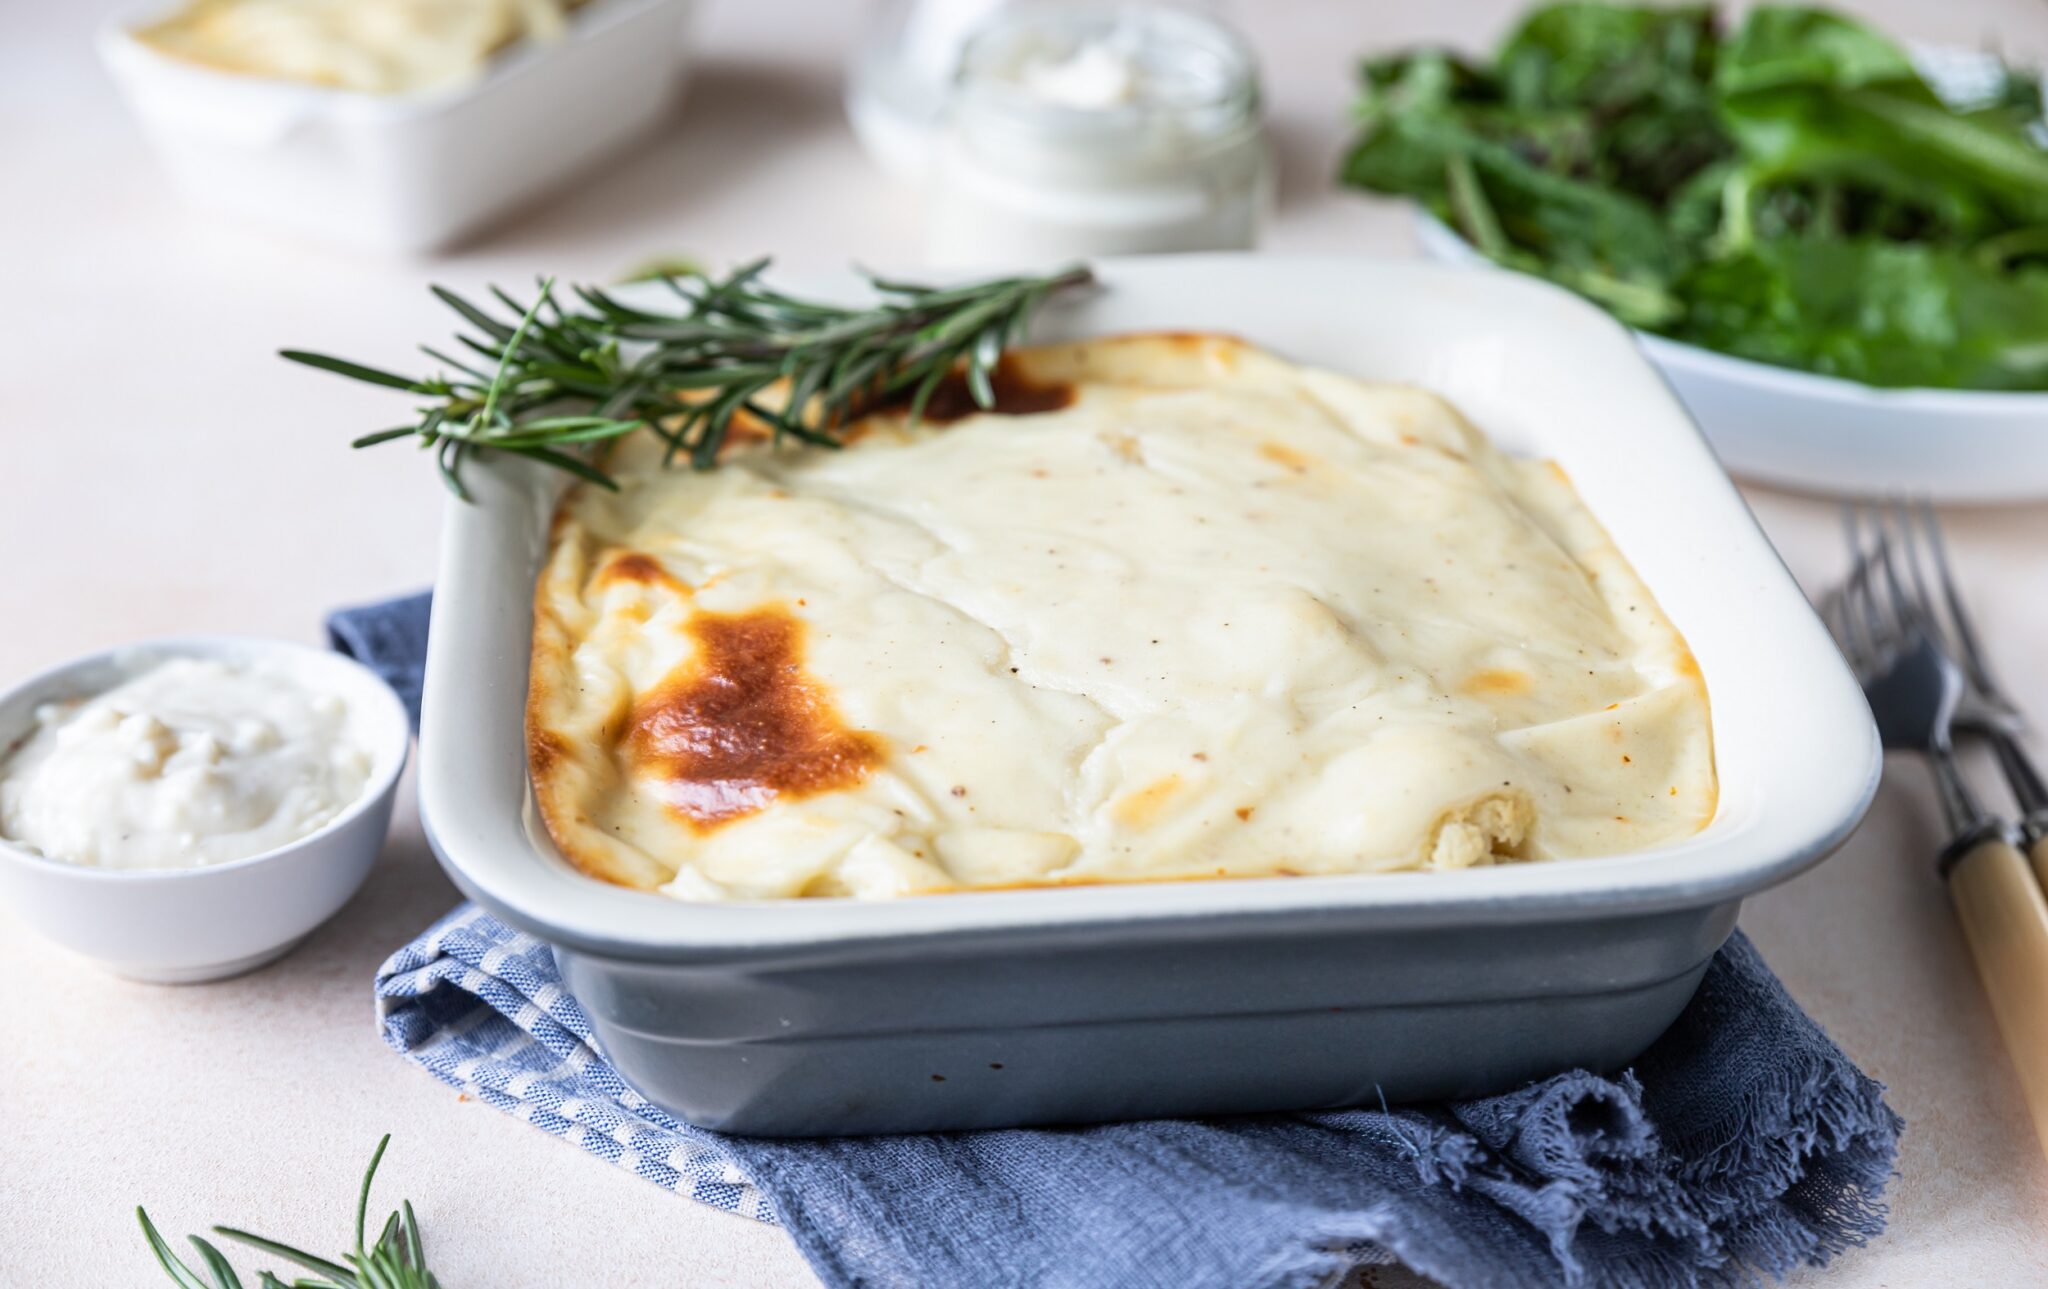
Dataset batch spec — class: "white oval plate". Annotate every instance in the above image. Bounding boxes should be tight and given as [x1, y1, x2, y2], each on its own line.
[1412, 212, 2048, 505]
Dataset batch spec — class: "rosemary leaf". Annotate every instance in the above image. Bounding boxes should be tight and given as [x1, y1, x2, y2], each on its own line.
[138, 1209, 214, 1289]
[478, 280, 553, 429]
[139, 1138, 439, 1289]
[400, 1202, 424, 1270]
[355, 1138, 389, 1251]
[279, 352, 435, 394]
[190, 1235, 248, 1289]
[905, 362, 950, 427]
[209, 1228, 356, 1284]
[435, 439, 471, 503]
[296, 259, 1094, 498]
[510, 444, 623, 488]
[429, 285, 516, 342]
[352, 426, 423, 449]
[420, 344, 490, 383]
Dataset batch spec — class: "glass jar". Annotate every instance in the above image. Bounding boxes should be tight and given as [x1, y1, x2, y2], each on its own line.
[924, 2, 1271, 266]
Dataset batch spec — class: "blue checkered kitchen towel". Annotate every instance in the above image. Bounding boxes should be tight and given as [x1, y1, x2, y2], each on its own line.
[340, 592, 1903, 1289]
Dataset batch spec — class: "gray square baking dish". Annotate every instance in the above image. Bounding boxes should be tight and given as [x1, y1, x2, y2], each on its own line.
[417, 255, 1879, 1136]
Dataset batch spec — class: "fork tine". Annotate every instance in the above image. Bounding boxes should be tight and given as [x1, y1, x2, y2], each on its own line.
[1849, 554, 1883, 656]
[1880, 499, 1940, 643]
[1917, 497, 2000, 696]
[1847, 502, 1906, 656]
[1890, 497, 1942, 643]
[1872, 511, 1917, 636]
[1819, 586, 1864, 669]
[1838, 504, 1880, 665]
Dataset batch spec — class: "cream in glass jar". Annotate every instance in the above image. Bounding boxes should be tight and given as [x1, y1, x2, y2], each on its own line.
[924, 3, 1270, 266]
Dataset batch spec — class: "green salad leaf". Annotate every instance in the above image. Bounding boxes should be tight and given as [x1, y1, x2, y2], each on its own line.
[1340, 2, 2048, 390]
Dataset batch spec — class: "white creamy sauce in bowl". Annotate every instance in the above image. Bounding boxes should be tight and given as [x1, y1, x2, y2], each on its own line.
[0, 657, 373, 869]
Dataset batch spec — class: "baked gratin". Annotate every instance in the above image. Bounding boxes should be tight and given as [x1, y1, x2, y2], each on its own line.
[136, 0, 590, 95]
[528, 334, 1716, 900]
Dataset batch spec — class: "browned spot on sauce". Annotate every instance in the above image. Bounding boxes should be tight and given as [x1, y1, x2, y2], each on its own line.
[907, 357, 1075, 423]
[529, 729, 570, 779]
[1464, 668, 1530, 695]
[724, 412, 772, 445]
[1234, 806, 1254, 822]
[627, 605, 885, 829]
[1152, 331, 1245, 369]
[1258, 441, 1313, 473]
[1114, 774, 1184, 829]
[598, 550, 690, 595]
[830, 418, 889, 445]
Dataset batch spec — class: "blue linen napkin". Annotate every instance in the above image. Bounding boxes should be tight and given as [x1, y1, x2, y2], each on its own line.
[340, 593, 1902, 1289]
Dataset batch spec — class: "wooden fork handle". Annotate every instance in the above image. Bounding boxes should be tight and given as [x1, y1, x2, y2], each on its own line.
[2028, 831, 2048, 896]
[1949, 834, 2048, 1159]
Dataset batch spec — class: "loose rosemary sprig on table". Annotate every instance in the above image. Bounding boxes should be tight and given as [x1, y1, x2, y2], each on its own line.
[284, 259, 1094, 499]
[138, 1135, 443, 1289]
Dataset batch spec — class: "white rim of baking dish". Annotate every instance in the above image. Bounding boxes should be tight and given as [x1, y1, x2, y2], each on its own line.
[418, 254, 1881, 958]
[96, 0, 676, 136]
[1413, 210, 2048, 412]
[0, 636, 411, 884]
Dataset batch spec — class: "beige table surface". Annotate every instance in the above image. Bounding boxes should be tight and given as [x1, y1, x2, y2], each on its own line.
[4, 1, 2048, 1284]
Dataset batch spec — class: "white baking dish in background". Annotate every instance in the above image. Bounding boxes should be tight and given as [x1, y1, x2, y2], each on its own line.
[98, 0, 698, 253]
[418, 256, 1880, 1135]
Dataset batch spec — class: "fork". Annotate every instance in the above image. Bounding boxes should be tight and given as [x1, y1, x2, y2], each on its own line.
[1900, 499, 2048, 873]
[1829, 501, 2048, 1156]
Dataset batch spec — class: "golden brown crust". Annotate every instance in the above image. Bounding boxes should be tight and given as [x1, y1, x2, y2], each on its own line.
[625, 605, 887, 829]
[527, 519, 670, 890]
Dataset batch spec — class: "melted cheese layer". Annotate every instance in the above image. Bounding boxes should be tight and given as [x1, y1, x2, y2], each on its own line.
[137, 0, 583, 95]
[529, 334, 1715, 900]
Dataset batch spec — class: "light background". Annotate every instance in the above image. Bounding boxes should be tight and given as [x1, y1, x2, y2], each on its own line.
[3, 1, 2047, 1284]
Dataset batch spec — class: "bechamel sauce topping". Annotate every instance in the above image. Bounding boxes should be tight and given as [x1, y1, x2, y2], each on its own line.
[0, 656, 372, 869]
[526, 334, 1717, 901]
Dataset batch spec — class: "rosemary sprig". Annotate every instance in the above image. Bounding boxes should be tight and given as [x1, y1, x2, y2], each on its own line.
[284, 259, 1094, 498]
[138, 1135, 442, 1289]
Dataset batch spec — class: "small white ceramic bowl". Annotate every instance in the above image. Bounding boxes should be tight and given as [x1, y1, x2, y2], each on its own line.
[0, 637, 410, 983]
[1412, 211, 2048, 504]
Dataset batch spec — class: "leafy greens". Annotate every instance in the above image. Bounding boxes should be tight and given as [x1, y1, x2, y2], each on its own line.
[1340, 4, 2048, 390]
